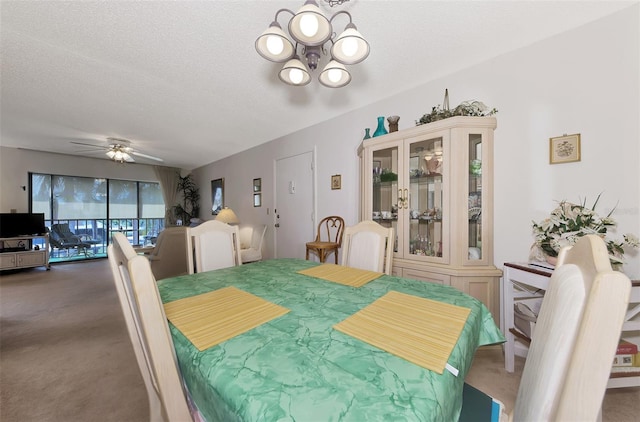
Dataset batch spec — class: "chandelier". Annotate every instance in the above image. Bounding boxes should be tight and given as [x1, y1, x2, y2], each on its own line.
[255, 0, 369, 88]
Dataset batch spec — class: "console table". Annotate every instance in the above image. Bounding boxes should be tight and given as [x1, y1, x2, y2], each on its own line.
[502, 262, 640, 389]
[0, 234, 50, 270]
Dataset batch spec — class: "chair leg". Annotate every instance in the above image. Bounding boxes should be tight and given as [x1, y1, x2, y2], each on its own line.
[334, 249, 338, 264]
[306, 247, 310, 260]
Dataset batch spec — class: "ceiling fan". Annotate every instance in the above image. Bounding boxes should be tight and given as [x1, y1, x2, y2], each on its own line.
[71, 137, 164, 163]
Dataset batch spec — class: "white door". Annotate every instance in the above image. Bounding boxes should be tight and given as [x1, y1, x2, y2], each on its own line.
[275, 151, 315, 259]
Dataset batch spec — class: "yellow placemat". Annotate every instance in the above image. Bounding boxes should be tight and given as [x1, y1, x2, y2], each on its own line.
[333, 291, 471, 374]
[164, 286, 289, 351]
[298, 263, 383, 287]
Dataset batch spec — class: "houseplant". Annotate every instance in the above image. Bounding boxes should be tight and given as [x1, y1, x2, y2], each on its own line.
[531, 194, 638, 268]
[172, 173, 200, 225]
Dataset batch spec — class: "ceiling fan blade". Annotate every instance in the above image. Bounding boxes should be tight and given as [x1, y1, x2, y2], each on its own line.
[71, 141, 109, 150]
[75, 148, 108, 154]
[131, 151, 164, 162]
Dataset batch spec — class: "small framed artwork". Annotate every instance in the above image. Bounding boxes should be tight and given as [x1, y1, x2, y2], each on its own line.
[254, 193, 261, 207]
[550, 133, 581, 164]
[253, 178, 261, 192]
[331, 174, 341, 190]
[211, 178, 224, 215]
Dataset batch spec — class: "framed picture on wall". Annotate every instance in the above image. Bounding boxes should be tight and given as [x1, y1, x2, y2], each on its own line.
[253, 178, 261, 192]
[211, 178, 224, 215]
[254, 193, 261, 207]
[550, 133, 581, 164]
[331, 174, 341, 190]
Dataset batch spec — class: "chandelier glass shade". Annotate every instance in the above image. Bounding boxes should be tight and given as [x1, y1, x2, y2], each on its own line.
[106, 146, 134, 163]
[255, 0, 369, 88]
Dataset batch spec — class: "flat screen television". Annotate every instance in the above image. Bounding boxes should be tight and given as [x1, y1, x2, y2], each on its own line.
[0, 213, 47, 238]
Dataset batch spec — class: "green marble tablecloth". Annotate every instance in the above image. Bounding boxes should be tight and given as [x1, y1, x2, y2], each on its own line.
[158, 258, 504, 422]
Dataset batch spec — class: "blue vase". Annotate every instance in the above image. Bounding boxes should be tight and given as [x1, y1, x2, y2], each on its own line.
[363, 128, 371, 140]
[373, 116, 388, 137]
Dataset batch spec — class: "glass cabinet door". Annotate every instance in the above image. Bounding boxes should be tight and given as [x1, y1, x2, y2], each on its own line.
[468, 134, 483, 260]
[372, 146, 399, 253]
[406, 137, 444, 259]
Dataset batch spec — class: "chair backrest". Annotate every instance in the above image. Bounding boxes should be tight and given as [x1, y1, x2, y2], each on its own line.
[51, 223, 75, 241]
[108, 233, 192, 421]
[250, 224, 267, 251]
[238, 225, 253, 251]
[513, 235, 631, 421]
[314, 216, 345, 244]
[341, 220, 394, 274]
[190, 220, 242, 272]
[555, 235, 631, 420]
[148, 226, 194, 280]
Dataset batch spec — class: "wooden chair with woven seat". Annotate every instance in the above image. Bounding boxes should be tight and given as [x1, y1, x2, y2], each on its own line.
[305, 216, 345, 264]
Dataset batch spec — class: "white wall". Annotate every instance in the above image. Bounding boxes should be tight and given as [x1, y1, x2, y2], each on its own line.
[193, 6, 639, 278]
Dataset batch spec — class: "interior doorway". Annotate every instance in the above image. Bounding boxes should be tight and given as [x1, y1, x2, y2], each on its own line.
[274, 151, 315, 259]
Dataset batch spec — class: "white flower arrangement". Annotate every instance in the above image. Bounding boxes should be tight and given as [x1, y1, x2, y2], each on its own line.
[531, 195, 639, 268]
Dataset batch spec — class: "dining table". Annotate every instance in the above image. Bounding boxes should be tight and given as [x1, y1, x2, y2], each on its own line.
[157, 258, 504, 422]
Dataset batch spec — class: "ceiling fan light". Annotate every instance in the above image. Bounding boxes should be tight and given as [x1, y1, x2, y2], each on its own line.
[279, 57, 311, 86]
[106, 150, 116, 159]
[255, 22, 295, 62]
[288, 1, 331, 46]
[331, 24, 370, 65]
[319, 60, 351, 88]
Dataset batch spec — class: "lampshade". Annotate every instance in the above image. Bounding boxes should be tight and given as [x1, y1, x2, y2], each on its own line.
[330, 23, 370, 65]
[255, 21, 296, 62]
[288, 1, 332, 46]
[215, 207, 239, 225]
[319, 60, 351, 88]
[279, 56, 312, 86]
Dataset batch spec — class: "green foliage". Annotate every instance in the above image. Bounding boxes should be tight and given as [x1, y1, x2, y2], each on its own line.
[173, 173, 200, 224]
[416, 100, 498, 126]
[532, 194, 639, 268]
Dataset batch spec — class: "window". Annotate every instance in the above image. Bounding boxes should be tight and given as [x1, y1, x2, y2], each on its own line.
[29, 173, 165, 262]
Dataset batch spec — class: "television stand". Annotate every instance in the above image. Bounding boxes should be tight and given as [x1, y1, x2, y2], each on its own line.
[0, 234, 50, 270]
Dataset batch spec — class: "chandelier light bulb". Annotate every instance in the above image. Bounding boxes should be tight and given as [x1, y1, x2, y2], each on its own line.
[327, 68, 342, 83]
[266, 35, 284, 55]
[340, 37, 358, 57]
[289, 68, 304, 85]
[300, 14, 319, 37]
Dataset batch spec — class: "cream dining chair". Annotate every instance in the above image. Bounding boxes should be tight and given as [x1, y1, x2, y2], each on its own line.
[239, 224, 267, 263]
[190, 219, 242, 273]
[341, 220, 394, 274]
[461, 234, 631, 421]
[108, 233, 201, 421]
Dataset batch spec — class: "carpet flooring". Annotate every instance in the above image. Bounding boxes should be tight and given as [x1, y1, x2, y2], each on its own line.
[1, 259, 638, 421]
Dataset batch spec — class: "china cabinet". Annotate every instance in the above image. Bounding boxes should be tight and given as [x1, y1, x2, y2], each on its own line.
[358, 116, 501, 321]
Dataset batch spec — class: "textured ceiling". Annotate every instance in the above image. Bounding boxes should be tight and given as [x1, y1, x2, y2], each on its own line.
[1, 1, 634, 170]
